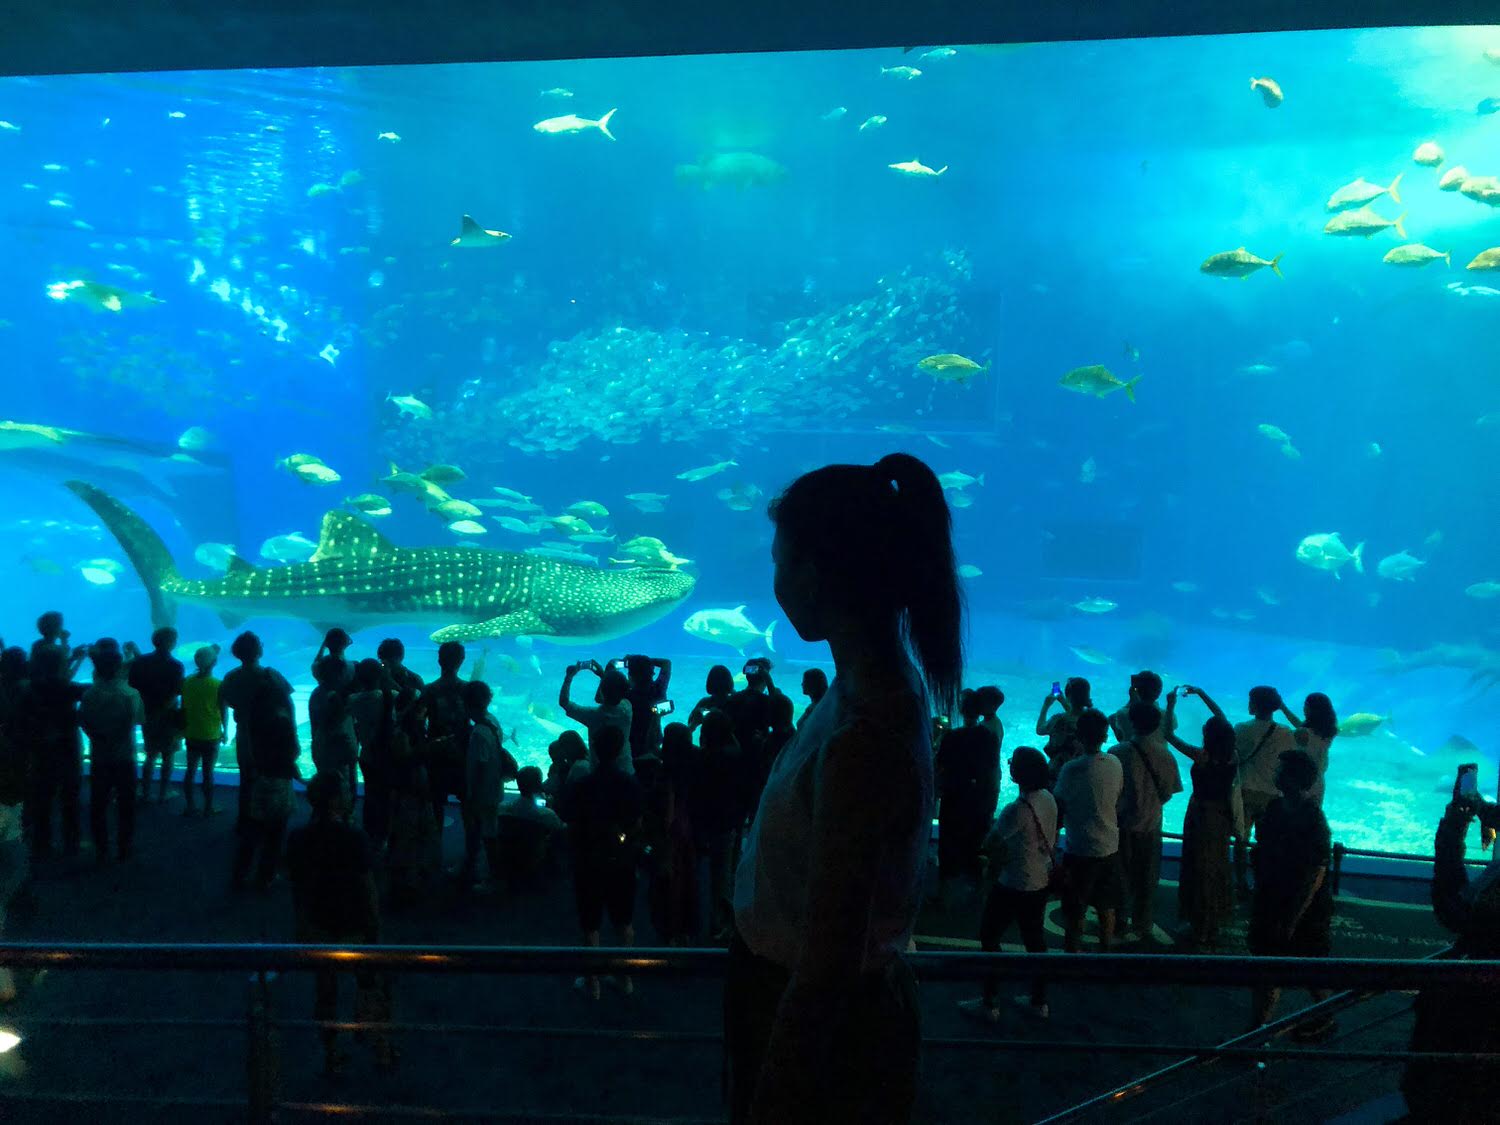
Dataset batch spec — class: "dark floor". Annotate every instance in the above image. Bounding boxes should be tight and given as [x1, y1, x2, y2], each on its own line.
[0, 785, 1450, 1123]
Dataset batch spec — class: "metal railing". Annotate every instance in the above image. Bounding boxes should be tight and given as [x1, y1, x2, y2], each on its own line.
[1153, 830, 1490, 900]
[0, 942, 1494, 1122]
[1034, 941, 1461, 1123]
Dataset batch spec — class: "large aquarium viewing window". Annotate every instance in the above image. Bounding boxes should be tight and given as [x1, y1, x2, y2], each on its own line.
[2, 25, 1498, 850]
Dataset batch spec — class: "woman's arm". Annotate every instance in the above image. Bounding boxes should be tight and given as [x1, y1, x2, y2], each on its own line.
[1034, 695, 1058, 738]
[1165, 732, 1204, 762]
[1164, 690, 1203, 760]
[1182, 685, 1226, 722]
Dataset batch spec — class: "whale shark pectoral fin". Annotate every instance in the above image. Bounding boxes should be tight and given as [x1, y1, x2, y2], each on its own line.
[312, 510, 395, 562]
[431, 611, 554, 644]
[219, 610, 247, 630]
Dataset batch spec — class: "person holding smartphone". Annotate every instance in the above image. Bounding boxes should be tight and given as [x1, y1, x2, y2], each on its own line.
[622, 654, 673, 763]
[560, 660, 635, 777]
[1037, 677, 1091, 784]
[723, 658, 794, 822]
[1403, 764, 1500, 1120]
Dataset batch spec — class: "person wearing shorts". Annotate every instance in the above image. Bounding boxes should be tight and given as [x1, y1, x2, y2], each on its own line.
[1053, 708, 1124, 952]
[181, 646, 226, 816]
[128, 627, 184, 805]
[555, 725, 643, 1000]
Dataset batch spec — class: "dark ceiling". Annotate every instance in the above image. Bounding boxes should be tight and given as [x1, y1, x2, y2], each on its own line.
[4, 0, 1496, 77]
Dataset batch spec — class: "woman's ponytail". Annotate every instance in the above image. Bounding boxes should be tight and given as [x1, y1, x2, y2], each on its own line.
[770, 452, 967, 715]
[873, 453, 965, 715]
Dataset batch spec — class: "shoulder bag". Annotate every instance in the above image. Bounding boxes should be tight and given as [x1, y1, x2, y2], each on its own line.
[1022, 796, 1066, 898]
[1231, 725, 1278, 839]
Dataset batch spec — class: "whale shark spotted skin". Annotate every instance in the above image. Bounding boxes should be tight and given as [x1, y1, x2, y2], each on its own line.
[67, 481, 696, 644]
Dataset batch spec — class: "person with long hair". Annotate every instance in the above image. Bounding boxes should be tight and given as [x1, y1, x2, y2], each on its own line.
[1037, 676, 1092, 784]
[726, 453, 961, 1125]
[1165, 686, 1236, 949]
[1279, 691, 1338, 805]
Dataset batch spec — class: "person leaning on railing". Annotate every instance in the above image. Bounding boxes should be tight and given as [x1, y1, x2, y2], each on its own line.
[1401, 783, 1500, 1123]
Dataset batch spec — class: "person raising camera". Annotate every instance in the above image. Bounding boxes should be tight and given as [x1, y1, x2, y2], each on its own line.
[560, 660, 634, 778]
[621, 654, 673, 763]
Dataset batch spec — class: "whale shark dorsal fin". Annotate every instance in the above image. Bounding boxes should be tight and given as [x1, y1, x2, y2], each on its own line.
[226, 555, 255, 577]
[312, 510, 395, 562]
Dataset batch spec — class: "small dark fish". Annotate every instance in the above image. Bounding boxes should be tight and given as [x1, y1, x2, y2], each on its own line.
[1479, 97, 1500, 116]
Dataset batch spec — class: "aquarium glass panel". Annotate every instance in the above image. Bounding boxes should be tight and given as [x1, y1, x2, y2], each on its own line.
[3, 26, 1499, 850]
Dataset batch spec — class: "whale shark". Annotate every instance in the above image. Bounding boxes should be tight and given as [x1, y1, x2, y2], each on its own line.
[68, 481, 697, 645]
[1, 420, 225, 502]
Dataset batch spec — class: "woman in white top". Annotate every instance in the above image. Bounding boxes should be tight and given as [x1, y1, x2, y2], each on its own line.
[960, 746, 1056, 1024]
[559, 661, 635, 777]
[726, 453, 962, 1125]
[1279, 691, 1337, 806]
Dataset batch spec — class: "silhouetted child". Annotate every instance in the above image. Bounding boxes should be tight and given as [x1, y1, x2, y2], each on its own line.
[181, 646, 226, 816]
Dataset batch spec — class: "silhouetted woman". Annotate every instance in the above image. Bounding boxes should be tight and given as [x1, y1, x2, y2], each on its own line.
[1165, 686, 1236, 949]
[1280, 691, 1337, 805]
[688, 665, 735, 731]
[726, 452, 962, 1125]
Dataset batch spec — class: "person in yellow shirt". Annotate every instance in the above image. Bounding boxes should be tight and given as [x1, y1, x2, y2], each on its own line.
[181, 646, 228, 817]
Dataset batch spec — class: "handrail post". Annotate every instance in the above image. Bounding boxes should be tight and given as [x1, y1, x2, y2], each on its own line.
[246, 970, 277, 1125]
[1332, 842, 1346, 899]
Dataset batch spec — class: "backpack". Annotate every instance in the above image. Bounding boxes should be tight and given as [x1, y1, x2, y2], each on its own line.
[244, 670, 297, 765]
[423, 679, 471, 768]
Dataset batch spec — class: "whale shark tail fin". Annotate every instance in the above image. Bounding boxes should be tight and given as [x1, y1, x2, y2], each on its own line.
[65, 480, 181, 629]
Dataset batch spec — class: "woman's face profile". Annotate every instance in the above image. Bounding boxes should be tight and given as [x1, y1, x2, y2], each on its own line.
[772, 530, 823, 642]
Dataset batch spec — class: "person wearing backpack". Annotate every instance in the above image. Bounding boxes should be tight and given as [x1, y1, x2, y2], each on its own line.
[1233, 686, 1296, 898]
[222, 633, 301, 891]
[417, 642, 470, 845]
[1111, 699, 1183, 945]
[461, 679, 519, 893]
[220, 632, 294, 834]
[959, 746, 1056, 1024]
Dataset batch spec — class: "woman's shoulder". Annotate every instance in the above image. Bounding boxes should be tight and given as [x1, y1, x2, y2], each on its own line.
[834, 678, 927, 737]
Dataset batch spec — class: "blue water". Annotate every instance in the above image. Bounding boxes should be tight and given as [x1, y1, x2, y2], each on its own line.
[2, 26, 1498, 850]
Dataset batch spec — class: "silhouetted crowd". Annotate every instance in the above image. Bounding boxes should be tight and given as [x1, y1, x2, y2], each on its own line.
[1, 607, 1495, 1114]
[0, 612, 810, 1072]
